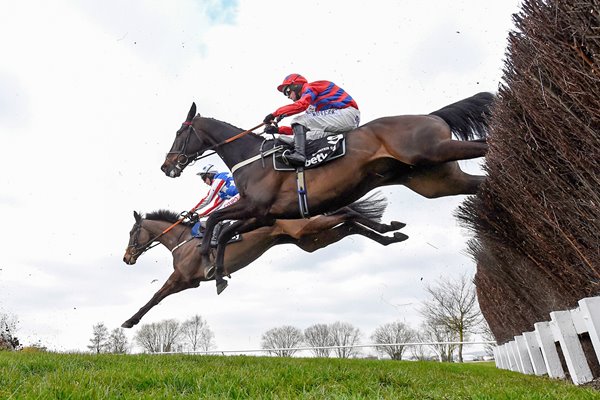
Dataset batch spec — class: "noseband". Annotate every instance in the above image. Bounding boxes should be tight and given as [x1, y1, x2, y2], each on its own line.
[127, 221, 160, 259]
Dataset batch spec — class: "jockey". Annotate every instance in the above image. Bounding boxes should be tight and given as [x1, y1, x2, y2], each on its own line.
[191, 164, 239, 237]
[263, 73, 360, 166]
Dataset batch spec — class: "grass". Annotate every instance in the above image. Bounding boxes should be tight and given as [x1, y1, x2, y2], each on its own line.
[1, 352, 599, 399]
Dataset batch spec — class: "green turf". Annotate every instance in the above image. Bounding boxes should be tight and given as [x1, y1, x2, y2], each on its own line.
[1, 352, 598, 399]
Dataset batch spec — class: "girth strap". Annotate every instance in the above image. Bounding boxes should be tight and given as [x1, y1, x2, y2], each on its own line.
[296, 168, 310, 218]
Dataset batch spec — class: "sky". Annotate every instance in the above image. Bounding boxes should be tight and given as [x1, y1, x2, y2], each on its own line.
[0, 0, 521, 353]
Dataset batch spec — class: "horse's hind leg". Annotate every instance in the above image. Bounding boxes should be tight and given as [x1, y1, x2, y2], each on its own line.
[347, 213, 406, 233]
[121, 271, 198, 328]
[405, 163, 485, 198]
[296, 222, 408, 252]
[419, 139, 488, 164]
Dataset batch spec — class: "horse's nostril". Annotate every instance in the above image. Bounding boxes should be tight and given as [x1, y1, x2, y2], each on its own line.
[161, 165, 166, 172]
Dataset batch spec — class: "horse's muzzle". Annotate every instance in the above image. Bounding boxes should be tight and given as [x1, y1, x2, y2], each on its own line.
[123, 251, 137, 265]
[160, 163, 181, 178]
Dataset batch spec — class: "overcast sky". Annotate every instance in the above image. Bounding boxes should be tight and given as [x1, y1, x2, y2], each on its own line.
[0, 0, 520, 352]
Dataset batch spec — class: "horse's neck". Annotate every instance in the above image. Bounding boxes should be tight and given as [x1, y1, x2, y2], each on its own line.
[201, 118, 261, 166]
[143, 220, 189, 251]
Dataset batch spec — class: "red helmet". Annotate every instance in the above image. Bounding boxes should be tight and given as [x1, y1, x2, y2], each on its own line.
[277, 73, 308, 92]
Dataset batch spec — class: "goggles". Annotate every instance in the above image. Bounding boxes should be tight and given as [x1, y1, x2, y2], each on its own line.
[283, 86, 292, 97]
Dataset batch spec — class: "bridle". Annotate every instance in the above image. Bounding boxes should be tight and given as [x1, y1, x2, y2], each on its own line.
[165, 121, 216, 172]
[127, 220, 161, 260]
[128, 213, 197, 259]
[166, 118, 267, 171]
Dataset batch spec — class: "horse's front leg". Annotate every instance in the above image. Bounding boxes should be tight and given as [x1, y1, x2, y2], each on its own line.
[214, 217, 274, 295]
[121, 270, 199, 328]
[199, 213, 220, 277]
[200, 198, 254, 279]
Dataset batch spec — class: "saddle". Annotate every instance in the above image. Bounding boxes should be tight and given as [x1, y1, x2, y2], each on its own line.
[272, 133, 346, 171]
[210, 221, 242, 247]
[192, 221, 242, 247]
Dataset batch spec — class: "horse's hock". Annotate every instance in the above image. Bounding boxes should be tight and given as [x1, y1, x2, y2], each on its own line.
[455, 0, 600, 378]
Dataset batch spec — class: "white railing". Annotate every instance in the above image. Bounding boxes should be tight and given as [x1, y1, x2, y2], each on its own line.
[157, 341, 494, 359]
[494, 296, 600, 385]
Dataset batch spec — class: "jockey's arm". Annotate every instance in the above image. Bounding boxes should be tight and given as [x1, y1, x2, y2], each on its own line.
[273, 93, 312, 119]
[197, 196, 225, 217]
[193, 178, 226, 213]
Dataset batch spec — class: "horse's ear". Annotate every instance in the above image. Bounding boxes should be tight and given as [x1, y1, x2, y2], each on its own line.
[134, 211, 142, 223]
[187, 102, 197, 122]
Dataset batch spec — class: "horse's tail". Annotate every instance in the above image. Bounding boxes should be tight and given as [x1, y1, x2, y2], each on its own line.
[429, 92, 494, 141]
[345, 191, 387, 222]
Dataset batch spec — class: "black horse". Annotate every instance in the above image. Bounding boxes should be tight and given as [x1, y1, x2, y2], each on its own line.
[161, 92, 493, 293]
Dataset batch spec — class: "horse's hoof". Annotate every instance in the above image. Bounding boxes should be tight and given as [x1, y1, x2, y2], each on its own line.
[394, 232, 409, 242]
[391, 221, 407, 230]
[121, 320, 134, 329]
[216, 280, 228, 295]
[204, 265, 216, 280]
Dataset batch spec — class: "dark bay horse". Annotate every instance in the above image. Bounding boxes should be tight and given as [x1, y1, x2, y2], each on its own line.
[161, 92, 493, 292]
[121, 194, 408, 327]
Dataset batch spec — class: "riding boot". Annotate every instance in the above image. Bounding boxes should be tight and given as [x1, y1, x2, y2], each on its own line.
[286, 124, 307, 166]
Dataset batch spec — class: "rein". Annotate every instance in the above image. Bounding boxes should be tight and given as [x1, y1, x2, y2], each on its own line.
[177, 120, 267, 166]
[130, 210, 196, 258]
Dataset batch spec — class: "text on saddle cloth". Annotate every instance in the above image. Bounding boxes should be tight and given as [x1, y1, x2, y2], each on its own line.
[273, 133, 346, 171]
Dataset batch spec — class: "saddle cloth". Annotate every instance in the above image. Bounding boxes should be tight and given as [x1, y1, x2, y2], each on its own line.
[273, 133, 346, 171]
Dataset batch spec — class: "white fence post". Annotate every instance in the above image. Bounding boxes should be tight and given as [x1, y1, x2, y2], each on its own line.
[496, 346, 508, 369]
[550, 310, 593, 385]
[522, 331, 547, 376]
[514, 335, 534, 374]
[494, 347, 504, 369]
[579, 297, 600, 363]
[534, 321, 565, 379]
[509, 341, 522, 372]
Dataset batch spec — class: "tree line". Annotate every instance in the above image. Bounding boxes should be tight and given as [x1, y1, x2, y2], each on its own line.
[1, 273, 494, 359]
[260, 274, 491, 362]
[86, 314, 215, 354]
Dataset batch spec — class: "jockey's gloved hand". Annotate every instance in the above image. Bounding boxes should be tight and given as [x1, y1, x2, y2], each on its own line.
[264, 125, 279, 135]
[186, 211, 199, 223]
[263, 113, 275, 124]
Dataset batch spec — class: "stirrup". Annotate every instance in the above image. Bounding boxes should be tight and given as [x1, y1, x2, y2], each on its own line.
[204, 265, 216, 280]
[216, 276, 228, 295]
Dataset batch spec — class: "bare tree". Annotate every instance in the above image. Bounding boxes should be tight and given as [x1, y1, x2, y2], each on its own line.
[479, 318, 497, 357]
[106, 327, 129, 354]
[261, 325, 304, 357]
[0, 311, 20, 351]
[135, 322, 161, 353]
[304, 323, 333, 358]
[370, 321, 415, 360]
[181, 315, 215, 352]
[87, 322, 109, 354]
[420, 273, 482, 362]
[330, 321, 361, 358]
[419, 320, 459, 362]
[409, 331, 431, 361]
[134, 319, 182, 353]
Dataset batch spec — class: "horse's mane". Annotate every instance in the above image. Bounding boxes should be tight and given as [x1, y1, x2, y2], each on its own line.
[145, 210, 194, 227]
[196, 114, 263, 139]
